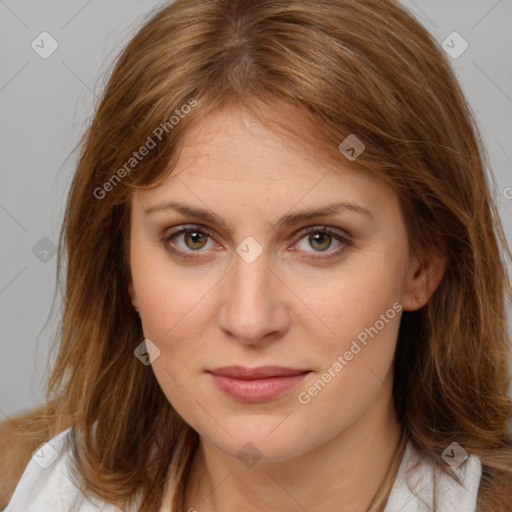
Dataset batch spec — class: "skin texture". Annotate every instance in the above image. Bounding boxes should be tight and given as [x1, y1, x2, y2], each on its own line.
[128, 107, 446, 512]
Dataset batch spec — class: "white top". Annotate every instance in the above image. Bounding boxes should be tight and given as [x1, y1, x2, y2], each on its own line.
[5, 428, 482, 511]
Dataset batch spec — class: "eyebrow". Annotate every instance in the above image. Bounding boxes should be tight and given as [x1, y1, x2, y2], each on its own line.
[144, 200, 374, 229]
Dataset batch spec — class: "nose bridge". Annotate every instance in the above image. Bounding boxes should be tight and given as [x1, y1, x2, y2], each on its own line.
[231, 247, 274, 315]
[219, 246, 288, 343]
[234, 249, 270, 300]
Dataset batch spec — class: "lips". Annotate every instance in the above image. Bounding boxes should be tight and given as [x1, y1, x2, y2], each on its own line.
[207, 366, 311, 402]
[209, 365, 309, 379]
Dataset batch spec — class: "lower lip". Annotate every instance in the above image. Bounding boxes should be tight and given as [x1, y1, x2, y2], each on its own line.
[208, 372, 310, 402]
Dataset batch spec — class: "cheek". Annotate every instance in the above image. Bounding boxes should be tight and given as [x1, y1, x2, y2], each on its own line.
[296, 255, 405, 413]
[132, 269, 216, 417]
[130, 237, 208, 336]
[136, 273, 212, 348]
[316, 296, 401, 393]
[300, 256, 405, 347]
[292, 272, 402, 439]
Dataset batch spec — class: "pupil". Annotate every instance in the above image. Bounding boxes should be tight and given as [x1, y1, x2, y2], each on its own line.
[186, 231, 206, 249]
[311, 232, 331, 251]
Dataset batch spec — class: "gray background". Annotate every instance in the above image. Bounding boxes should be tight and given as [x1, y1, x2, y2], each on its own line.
[1, 0, 511, 427]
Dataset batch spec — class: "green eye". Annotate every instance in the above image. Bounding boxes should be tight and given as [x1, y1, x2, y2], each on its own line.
[162, 224, 352, 262]
[183, 230, 208, 250]
[308, 232, 333, 251]
[162, 225, 214, 261]
[294, 226, 350, 257]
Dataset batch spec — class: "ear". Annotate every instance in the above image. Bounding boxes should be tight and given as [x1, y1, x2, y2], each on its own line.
[128, 281, 139, 313]
[401, 245, 448, 311]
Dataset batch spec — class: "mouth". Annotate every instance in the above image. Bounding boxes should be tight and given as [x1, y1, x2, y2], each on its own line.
[207, 366, 311, 403]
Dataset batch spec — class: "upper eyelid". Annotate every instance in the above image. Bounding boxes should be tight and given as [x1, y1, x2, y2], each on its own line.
[165, 224, 215, 240]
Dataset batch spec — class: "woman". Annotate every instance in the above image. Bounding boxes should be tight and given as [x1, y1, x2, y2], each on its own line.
[3, 0, 512, 510]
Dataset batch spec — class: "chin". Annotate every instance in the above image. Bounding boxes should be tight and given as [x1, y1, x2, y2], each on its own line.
[195, 413, 318, 463]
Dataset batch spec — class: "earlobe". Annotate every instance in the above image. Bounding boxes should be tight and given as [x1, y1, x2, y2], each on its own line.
[402, 249, 448, 312]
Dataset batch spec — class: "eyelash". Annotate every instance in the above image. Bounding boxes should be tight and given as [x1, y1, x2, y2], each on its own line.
[161, 224, 352, 262]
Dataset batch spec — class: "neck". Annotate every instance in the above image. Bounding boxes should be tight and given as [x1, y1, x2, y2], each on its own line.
[183, 381, 404, 512]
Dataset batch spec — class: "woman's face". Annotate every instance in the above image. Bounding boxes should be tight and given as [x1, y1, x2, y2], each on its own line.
[128, 106, 436, 462]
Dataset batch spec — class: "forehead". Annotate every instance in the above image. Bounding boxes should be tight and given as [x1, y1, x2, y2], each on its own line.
[146, 106, 363, 187]
[131, 106, 397, 222]
[177, 106, 332, 177]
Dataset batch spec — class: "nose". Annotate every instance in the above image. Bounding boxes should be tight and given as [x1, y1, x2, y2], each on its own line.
[217, 248, 290, 346]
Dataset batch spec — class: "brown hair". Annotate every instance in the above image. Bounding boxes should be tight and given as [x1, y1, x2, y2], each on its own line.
[4, 0, 512, 510]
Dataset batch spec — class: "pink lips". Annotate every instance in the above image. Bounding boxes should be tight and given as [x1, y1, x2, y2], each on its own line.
[208, 366, 310, 403]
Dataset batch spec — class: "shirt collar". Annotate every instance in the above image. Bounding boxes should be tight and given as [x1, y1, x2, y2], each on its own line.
[383, 440, 482, 512]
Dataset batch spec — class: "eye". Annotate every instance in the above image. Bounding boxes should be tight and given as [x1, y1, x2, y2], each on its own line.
[162, 225, 216, 260]
[162, 224, 352, 262]
[293, 226, 351, 259]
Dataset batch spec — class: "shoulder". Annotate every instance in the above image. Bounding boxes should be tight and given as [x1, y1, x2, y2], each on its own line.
[4, 428, 122, 512]
[384, 440, 482, 512]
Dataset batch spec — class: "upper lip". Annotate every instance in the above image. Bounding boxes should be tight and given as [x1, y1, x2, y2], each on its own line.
[208, 366, 310, 379]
